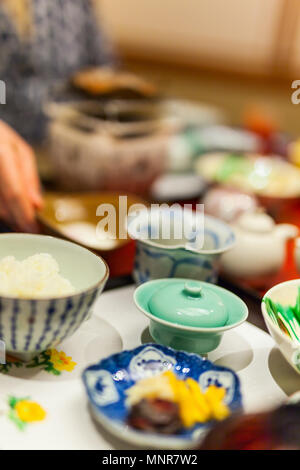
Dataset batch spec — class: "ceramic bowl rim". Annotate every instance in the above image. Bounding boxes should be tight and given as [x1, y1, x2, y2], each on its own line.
[128, 208, 236, 255]
[134, 278, 248, 333]
[262, 278, 300, 346]
[0, 233, 109, 301]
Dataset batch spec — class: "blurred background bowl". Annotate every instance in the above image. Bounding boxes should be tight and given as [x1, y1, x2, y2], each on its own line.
[47, 118, 169, 195]
[38, 191, 148, 278]
[195, 152, 300, 199]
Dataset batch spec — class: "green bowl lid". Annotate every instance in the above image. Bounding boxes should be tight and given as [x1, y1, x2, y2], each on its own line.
[148, 280, 228, 327]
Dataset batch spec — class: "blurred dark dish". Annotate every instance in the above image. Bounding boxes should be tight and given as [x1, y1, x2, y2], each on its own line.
[199, 403, 300, 450]
[127, 398, 182, 435]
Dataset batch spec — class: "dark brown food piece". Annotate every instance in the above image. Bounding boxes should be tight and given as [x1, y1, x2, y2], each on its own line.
[127, 398, 183, 435]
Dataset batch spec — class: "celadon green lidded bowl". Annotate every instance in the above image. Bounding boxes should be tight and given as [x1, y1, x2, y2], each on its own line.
[134, 278, 248, 355]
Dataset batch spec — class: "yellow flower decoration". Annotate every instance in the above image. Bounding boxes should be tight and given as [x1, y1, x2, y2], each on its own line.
[15, 400, 46, 423]
[48, 349, 77, 372]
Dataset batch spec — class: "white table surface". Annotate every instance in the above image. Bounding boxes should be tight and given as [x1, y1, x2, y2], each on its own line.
[0, 285, 299, 450]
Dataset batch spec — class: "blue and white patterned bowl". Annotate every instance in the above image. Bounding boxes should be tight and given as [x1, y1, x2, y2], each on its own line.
[0, 234, 109, 361]
[127, 207, 235, 285]
[82, 343, 242, 449]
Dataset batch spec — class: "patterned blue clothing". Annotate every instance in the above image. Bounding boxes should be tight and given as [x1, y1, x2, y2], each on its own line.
[0, 0, 115, 143]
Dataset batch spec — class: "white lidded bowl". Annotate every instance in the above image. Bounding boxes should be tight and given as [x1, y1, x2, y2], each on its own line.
[262, 279, 300, 375]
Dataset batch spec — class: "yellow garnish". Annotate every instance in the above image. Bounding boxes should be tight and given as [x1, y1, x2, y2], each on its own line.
[205, 385, 230, 421]
[186, 378, 211, 422]
[163, 370, 178, 389]
[205, 384, 226, 401]
[126, 370, 230, 428]
[176, 379, 198, 427]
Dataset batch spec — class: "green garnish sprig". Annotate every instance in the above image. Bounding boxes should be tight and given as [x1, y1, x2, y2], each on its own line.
[264, 287, 300, 342]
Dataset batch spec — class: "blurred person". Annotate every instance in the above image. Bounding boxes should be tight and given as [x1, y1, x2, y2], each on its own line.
[0, 0, 115, 232]
[199, 403, 300, 450]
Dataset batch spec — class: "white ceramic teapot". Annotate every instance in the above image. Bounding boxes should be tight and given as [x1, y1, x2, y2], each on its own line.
[221, 211, 298, 279]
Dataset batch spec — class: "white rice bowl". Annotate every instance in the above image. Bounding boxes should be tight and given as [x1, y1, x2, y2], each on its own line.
[0, 253, 75, 299]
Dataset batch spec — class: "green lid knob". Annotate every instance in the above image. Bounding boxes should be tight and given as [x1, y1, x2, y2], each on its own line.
[184, 282, 203, 298]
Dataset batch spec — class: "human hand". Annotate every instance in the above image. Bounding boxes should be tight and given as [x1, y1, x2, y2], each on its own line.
[0, 120, 43, 232]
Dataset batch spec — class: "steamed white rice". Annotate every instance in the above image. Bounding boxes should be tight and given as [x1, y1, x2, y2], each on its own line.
[0, 253, 75, 299]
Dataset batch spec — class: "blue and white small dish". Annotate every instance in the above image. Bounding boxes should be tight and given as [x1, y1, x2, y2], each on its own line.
[82, 343, 242, 449]
[127, 206, 235, 285]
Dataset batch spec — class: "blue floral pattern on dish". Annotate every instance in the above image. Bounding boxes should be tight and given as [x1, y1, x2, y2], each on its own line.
[128, 208, 235, 286]
[82, 344, 242, 443]
[133, 244, 218, 285]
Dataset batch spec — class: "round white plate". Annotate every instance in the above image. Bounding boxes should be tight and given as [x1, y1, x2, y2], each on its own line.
[0, 286, 299, 450]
